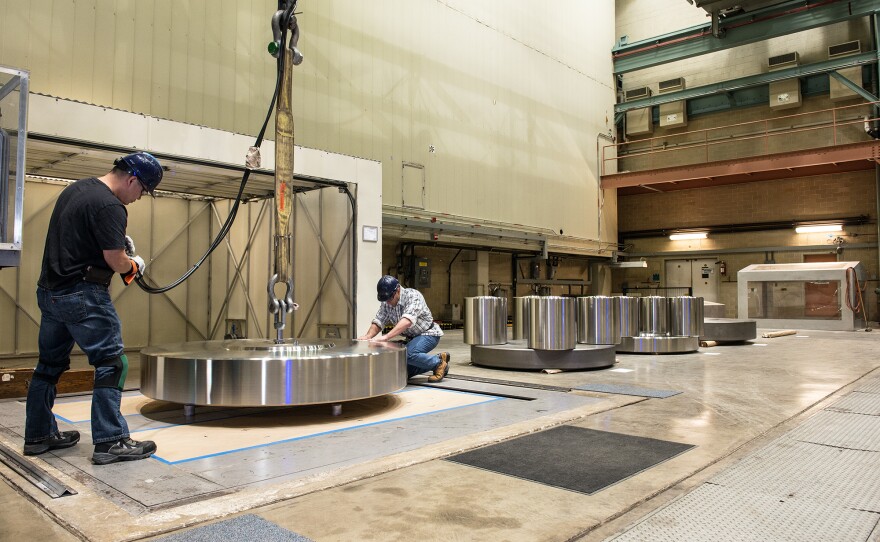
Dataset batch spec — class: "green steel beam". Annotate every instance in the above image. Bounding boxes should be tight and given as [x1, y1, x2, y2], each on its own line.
[829, 71, 879, 102]
[613, 0, 880, 74]
[615, 52, 877, 114]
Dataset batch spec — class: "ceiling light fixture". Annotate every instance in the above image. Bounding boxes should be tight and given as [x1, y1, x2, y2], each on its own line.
[669, 232, 707, 240]
[795, 224, 842, 234]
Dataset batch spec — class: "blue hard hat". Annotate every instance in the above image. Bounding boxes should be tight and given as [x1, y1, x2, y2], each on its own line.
[115, 152, 163, 196]
[377, 275, 400, 301]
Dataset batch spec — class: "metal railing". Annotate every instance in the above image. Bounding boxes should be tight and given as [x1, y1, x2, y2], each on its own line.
[602, 101, 879, 176]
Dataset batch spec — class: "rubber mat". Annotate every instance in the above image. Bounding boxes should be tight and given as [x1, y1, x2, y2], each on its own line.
[153, 514, 313, 542]
[445, 425, 694, 495]
[573, 382, 681, 398]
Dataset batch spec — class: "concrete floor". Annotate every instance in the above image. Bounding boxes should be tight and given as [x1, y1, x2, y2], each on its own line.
[1, 328, 879, 541]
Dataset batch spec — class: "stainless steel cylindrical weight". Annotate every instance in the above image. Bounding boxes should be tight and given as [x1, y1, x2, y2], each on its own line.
[615, 296, 640, 338]
[513, 296, 537, 341]
[669, 296, 704, 337]
[577, 296, 619, 345]
[639, 296, 669, 336]
[528, 296, 577, 350]
[464, 296, 508, 345]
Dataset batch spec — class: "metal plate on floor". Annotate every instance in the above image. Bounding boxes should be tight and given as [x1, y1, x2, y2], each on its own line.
[825, 391, 880, 416]
[786, 409, 880, 452]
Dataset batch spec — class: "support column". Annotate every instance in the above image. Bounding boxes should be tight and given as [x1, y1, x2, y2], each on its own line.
[468, 250, 489, 297]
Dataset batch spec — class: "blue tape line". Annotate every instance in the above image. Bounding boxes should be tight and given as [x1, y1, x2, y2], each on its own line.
[155, 395, 503, 465]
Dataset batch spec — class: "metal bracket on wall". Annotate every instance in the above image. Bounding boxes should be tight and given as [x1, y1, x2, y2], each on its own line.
[0, 442, 77, 498]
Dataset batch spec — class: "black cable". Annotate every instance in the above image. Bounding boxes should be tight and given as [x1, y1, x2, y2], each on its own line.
[136, 1, 297, 294]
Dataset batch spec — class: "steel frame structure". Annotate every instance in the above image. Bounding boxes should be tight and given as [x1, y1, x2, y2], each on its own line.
[0, 65, 28, 268]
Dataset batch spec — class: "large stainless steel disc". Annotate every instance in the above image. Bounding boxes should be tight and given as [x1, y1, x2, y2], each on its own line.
[616, 335, 700, 354]
[140, 339, 407, 406]
[702, 318, 757, 342]
[470, 340, 616, 370]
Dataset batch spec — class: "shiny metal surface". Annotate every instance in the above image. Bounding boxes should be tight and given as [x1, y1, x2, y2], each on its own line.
[577, 296, 619, 345]
[470, 340, 616, 370]
[702, 318, 757, 342]
[141, 339, 407, 406]
[512, 296, 538, 340]
[617, 335, 700, 354]
[528, 296, 576, 351]
[639, 296, 669, 336]
[615, 296, 640, 337]
[464, 296, 508, 345]
[669, 296, 705, 337]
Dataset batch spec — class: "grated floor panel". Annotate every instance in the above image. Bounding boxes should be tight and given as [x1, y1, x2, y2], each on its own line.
[606, 380, 880, 542]
[608, 483, 880, 542]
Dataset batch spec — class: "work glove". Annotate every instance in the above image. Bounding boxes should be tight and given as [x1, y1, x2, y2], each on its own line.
[122, 255, 146, 285]
[124, 235, 136, 257]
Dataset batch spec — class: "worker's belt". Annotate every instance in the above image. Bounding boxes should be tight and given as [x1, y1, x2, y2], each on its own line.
[82, 265, 114, 286]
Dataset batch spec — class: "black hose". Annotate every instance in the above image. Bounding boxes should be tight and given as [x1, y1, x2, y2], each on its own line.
[136, 1, 297, 293]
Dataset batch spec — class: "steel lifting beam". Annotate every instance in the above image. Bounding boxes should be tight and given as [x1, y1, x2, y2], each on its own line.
[615, 53, 878, 114]
[829, 71, 880, 102]
[613, 0, 880, 74]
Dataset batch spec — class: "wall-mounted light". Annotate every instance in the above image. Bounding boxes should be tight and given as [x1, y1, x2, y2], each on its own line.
[795, 224, 842, 234]
[669, 232, 708, 240]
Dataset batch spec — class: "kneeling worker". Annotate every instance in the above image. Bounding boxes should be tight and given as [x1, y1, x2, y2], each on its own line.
[359, 275, 450, 382]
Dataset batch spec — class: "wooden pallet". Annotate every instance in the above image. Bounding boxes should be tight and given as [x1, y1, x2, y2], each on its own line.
[0, 368, 94, 399]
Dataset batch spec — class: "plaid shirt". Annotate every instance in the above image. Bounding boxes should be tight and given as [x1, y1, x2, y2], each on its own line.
[372, 287, 443, 338]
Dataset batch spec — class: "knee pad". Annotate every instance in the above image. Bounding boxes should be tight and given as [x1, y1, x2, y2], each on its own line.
[94, 354, 128, 391]
[31, 361, 70, 385]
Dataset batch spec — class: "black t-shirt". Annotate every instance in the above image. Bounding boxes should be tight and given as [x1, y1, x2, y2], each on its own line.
[38, 178, 128, 290]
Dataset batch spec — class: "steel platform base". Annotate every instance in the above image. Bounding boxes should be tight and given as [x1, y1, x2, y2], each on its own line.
[702, 318, 758, 342]
[617, 335, 700, 354]
[470, 340, 616, 370]
[140, 339, 406, 407]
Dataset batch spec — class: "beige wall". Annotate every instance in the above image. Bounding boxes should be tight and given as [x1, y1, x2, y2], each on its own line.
[1, 0, 617, 249]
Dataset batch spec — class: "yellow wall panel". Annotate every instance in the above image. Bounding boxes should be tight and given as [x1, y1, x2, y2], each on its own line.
[150, 0, 172, 119]
[70, 0, 97, 100]
[110, 0, 135, 111]
[92, 0, 117, 107]
[131, 0, 155, 114]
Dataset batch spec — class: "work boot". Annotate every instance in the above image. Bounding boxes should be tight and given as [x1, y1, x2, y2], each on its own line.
[23, 431, 80, 456]
[428, 353, 451, 383]
[92, 437, 157, 465]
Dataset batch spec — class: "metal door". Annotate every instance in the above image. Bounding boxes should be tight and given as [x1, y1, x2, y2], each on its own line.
[691, 258, 718, 301]
[402, 162, 425, 209]
[664, 259, 719, 302]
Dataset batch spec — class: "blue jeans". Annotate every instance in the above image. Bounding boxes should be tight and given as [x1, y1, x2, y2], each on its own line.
[405, 335, 441, 378]
[26, 283, 131, 444]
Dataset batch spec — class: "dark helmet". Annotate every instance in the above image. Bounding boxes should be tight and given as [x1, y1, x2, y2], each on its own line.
[377, 275, 400, 302]
[114, 152, 163, 196]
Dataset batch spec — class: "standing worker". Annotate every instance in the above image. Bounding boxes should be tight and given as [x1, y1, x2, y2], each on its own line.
[359, 275, 451, 382]
[23, 152, 163, 465]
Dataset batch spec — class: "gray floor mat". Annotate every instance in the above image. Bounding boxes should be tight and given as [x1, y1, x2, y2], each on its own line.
[446, 425, 694, 495]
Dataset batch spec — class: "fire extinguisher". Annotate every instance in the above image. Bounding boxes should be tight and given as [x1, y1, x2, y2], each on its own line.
[718, 260, 727, 276]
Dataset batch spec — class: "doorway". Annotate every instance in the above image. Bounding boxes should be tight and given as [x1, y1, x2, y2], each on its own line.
[803, 253, 839, 318]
